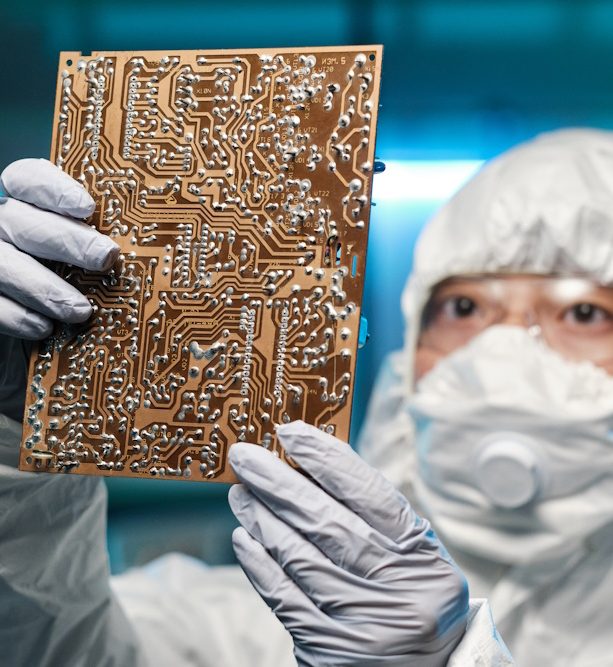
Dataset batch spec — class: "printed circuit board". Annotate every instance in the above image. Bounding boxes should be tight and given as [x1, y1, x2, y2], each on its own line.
[19, 46, 382, 482]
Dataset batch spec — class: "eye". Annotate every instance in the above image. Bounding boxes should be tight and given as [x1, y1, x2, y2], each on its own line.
[442, 296, 478, 319]
[422, 290, 487, 331]
[563, 303, 611, 325]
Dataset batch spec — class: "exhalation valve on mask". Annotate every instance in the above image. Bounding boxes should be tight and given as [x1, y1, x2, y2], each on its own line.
[473, 432, 545, 508]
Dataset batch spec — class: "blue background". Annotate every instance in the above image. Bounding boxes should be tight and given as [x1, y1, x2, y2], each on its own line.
[1, 0, 610, 570]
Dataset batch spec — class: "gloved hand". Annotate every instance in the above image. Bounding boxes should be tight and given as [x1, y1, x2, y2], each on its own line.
[0, 157, 119, 339]
[228, 420, 469, 667]
[0, 157, 119, 425]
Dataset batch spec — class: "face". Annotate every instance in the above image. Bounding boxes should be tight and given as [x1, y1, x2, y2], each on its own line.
[415, 274, 613, 382]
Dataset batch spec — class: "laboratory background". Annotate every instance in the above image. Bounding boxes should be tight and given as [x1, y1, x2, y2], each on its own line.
[1, 0, 611, 572]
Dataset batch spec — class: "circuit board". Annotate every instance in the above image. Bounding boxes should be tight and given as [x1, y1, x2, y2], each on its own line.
[19, 46, 382, 482]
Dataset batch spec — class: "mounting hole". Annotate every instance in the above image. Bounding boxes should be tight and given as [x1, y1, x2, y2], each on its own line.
[66, 59, 73, 66]
[26, 456, 32, 465]
[369, 53, 375, 61]
[351, 254, 358, 277]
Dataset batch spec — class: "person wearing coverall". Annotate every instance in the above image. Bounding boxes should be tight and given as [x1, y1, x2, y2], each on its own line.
[2, 127, 611, 665]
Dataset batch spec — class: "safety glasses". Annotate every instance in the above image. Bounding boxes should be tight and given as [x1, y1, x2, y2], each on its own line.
[419, 275, 613, 370]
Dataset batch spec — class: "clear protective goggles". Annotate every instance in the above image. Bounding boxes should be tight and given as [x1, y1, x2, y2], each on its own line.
[419, 274, 613, 370]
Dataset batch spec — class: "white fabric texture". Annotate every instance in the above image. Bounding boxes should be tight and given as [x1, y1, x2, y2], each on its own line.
[0, 415, 145, 667]
[358, 128, 613, 666]
[110, 553, 296, 667]
[447, 600, 514, 667]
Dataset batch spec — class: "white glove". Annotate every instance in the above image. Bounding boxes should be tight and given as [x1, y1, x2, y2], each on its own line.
[228, 420, 469, 667]
[0, 157, 119, 339]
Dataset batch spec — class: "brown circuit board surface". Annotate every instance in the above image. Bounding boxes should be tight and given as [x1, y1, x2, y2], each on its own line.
[19, 46, 383, 482]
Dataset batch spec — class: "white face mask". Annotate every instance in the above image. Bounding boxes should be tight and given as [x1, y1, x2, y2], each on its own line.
[408, 326, 613, 565]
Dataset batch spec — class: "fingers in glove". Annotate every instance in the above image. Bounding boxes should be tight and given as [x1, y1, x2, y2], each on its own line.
[1, 158, 95, 218]
[0, 293, 52, 339]
[232, 526, 330, 643]
[0, 198, 118, 272]
[229, 484, 365, 611]
[0, 240, 92, 323]
[277, 421, 425, 545]
[229, 443, 391, 577]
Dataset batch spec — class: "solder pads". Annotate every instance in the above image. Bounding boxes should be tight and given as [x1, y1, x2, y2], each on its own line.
[19, 46, 383, 482]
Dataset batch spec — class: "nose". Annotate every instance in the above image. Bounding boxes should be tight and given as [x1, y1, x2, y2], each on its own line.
[497, 308, 534, 328]
[499, 312, 527, 328]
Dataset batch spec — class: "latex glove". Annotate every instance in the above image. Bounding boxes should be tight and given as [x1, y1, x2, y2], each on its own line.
[228, 420, 469, 667]
[0, 158, 119, 423]
[0, 157, 118, 339]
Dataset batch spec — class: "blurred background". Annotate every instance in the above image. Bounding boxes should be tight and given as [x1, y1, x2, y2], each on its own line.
[2, 0, 611, 572]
